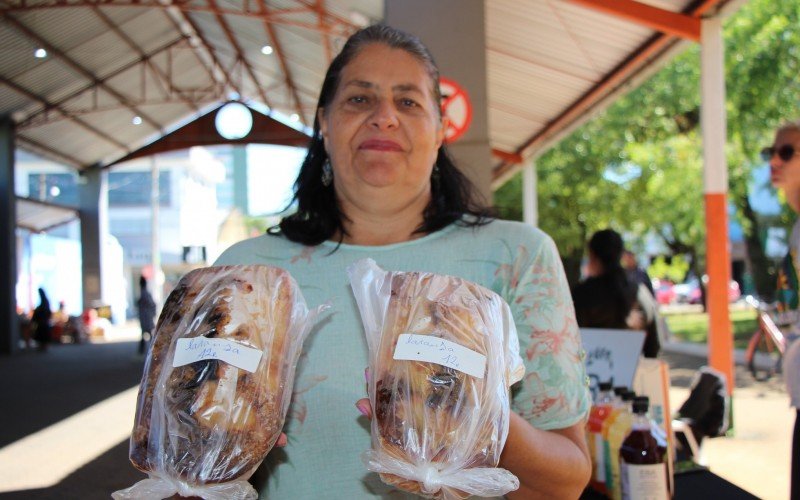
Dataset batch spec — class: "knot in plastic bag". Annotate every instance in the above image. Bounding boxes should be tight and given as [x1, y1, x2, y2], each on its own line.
[420, 466, 443, 494]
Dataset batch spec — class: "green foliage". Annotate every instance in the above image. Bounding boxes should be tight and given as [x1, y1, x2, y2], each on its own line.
[648, 255, 690, 283]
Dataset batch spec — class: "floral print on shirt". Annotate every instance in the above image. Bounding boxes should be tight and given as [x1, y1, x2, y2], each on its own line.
[493, 237, 590, 430]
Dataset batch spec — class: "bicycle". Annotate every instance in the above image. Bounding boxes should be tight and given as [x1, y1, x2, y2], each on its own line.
[743, 296, 787, 381]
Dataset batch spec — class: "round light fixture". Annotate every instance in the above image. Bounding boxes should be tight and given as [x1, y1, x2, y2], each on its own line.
[215, 102, 253, 140]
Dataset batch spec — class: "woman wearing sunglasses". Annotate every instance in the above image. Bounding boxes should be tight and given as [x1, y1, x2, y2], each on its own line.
[768, 120, 800, 500]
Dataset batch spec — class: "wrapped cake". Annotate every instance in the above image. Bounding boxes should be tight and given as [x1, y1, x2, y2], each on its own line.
[348, 259, 524, 499]
[113, 265, 323, 500]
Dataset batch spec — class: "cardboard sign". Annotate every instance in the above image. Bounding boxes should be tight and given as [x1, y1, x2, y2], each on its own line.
[580, 328, 645, 395]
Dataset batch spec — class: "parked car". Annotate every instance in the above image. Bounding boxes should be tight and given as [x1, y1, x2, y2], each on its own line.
[676, 277, 741, 304]
[653, 279, 676, 305]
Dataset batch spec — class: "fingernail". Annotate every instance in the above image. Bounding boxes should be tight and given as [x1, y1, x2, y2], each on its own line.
[356, 401, 369, 416]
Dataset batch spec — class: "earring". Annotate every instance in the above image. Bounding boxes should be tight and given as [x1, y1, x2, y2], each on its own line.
[431, 164, 441, 190]
[321, 159, 333, 187]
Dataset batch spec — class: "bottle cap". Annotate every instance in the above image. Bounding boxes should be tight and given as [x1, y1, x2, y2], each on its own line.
[621, 390, 636, 401]
[613, 386, 628, 395]
[632, 396, 650, 413]
[598, 381, 613, 391]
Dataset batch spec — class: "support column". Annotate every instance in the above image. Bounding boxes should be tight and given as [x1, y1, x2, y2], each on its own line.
[701, 18, 734, 395]
[523, 160, 538, 227]
[385, 0, 492, 204]
[0, 116, 18, 354]
[79, 165, 108, 312]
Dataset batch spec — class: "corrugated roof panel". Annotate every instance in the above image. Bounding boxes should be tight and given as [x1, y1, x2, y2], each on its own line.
[22, 121, 117, 166]
[488, 109, 543, 152]
[0, 21, 43, 80]
[10, 58, 88, 106]
[0, 86, 33, 117]
[13, 8, 108, 53]
[113, 8, 179, 55]
[66, 28, 141, 80]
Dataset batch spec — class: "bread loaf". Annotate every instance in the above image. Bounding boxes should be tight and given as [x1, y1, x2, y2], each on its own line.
[129, 265, 307, 484]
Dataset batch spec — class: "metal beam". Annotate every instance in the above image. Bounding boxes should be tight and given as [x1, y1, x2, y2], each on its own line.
[0, 74, 129, 150]
[206, 0, 272, 107]
[161, 6, 238, 97]
[92, 6, 199, 113]
[565, 0, 701, 42]
[258, 0, 306, 122]
[0, 1, 357, 36]
[18, 37, 189, 128]
[2, 12, 164, 132]
[315, 0, 333, 65]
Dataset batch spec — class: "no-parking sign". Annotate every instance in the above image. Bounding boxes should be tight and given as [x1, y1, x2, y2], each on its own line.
[439, 77, 472, 143]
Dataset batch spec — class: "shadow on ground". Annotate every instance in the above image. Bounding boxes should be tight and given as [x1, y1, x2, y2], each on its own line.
[0, 341, 145, 447]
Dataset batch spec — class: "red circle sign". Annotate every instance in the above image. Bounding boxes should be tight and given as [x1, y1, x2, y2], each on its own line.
[439, 77, 472, 144]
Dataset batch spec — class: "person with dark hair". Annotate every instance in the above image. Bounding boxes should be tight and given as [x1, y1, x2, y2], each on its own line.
[572, 229, 660, 358]
[622, 249, 655, 296]
[31, 287, 52, 352]
[767, 119, 800, 500]
[215, 24, 591, 499]
[137, 276, 157, 355]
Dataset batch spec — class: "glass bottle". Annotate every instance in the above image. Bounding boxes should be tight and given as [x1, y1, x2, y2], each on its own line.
[606, 390, 635, 500]
[587, 381, 614, 494]
[619, 396, 669, 500]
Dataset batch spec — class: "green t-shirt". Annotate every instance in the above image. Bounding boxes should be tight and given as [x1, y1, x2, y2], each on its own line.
[214, 218, 591, 499]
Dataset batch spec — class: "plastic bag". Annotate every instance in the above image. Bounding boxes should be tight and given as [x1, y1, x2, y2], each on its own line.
[348, 259, 524, 499]
[114, 265, 325, 500]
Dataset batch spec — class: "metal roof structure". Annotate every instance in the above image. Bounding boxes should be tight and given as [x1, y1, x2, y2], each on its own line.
[15, 196, 79, 232]
[2, 0, 744, 185]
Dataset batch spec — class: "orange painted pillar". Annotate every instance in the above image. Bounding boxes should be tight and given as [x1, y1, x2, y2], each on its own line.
[701, 18, 734, 394]
[705, 193, 734, 392]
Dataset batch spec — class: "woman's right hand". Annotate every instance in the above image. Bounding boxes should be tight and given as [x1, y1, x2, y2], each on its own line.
[356, 367, 373, 419]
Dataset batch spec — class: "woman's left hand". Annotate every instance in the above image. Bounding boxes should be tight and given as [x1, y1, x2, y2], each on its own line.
[355, 398, 372, 419]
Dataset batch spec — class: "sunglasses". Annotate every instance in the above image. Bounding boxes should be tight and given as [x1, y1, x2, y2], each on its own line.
[761, 144, 799, 162]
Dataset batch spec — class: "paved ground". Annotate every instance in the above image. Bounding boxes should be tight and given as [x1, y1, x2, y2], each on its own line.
[0, 322, 791, 499]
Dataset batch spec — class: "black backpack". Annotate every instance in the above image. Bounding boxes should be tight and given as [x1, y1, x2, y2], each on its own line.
[677, 366, 730, 440]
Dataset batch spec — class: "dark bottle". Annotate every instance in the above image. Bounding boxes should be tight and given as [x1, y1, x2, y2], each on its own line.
[619, 396, 670, 499]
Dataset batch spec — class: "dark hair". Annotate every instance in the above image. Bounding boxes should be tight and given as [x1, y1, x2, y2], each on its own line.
[588, 229, 635, 317]
[274, 24, 491, 246]
[139, 276, 148, 290]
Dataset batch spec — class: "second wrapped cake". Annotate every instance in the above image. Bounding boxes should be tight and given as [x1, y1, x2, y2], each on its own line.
[348, 259, 524, 499]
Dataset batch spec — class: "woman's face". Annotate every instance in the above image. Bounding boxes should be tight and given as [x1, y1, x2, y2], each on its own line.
[770, 128, 800, 194]
[318, 43, 444, 213]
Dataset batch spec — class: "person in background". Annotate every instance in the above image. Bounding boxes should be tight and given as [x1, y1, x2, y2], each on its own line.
[214, 24, 591, 499]
[17, 306, 32, 349]
[137, 276, 157, 356]
[622, 249, 655, 297]
[766, 119, 800, 500]
[31, 287, 52, 352]
[572, 229, 660, 358]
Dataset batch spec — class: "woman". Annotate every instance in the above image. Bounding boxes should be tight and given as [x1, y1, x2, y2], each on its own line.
[216, 25, 590, 498]
[31, 287, 52, 352]
[571, 229, 659, 358]
[767, 120, 800, 500]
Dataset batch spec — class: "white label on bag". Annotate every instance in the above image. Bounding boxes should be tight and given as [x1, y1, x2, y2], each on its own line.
[393, 334, 486, 378]
[172, 337, 263, 373]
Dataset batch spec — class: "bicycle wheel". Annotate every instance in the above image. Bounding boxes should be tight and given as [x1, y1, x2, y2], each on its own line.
[747, 332, 782, 381]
